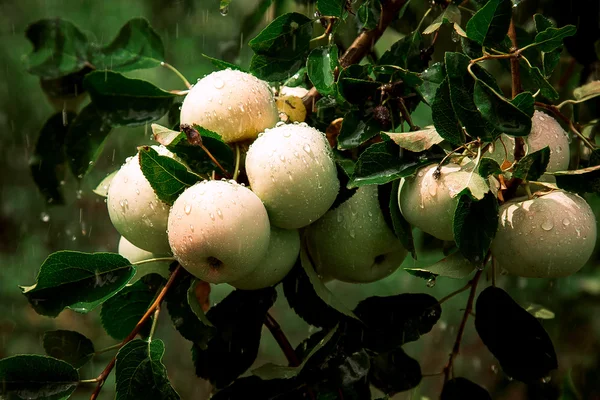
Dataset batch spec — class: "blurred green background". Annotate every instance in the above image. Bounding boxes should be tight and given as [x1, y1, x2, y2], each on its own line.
[1, 0, 600, 399]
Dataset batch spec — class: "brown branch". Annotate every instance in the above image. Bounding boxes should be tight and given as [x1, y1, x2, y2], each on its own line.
[302, 0, 408, 112]
[90, 265, 182, 400]
[264, 312, 301, 367]
[442, 269, 483, 383]
[508, 19, 521, 99]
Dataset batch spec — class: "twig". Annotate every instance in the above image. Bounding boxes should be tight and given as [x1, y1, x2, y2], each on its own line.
[90, 265, 182, 400]
[302, 0, 409, 112]
[398, 97, 418, 131]
[442, 269, 483, 383]
[264, 312, 301, 367]
[507, 19, 522, 99]
[535, 102, 596, 150]
[310, 16, 336, 42]
[93, 343, 121, 356]
[438, 280, 473, 305]
[161, 62, 192, 89]
[180, 124, 232, 177]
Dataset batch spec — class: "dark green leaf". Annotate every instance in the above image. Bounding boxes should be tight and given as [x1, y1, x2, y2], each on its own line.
[138, 146, 201, 205]
[193, 288, 277, 388]
[338, 109, 384, 149]
[510, 91, 535, 116]
[520, 62, 559, 101]
[212, 376, 301, 400]
[473, 81, 532, 136]
[337, 65, 380, 104]
[453, 190, 498, 264]
[65, 104, 112, 179]
[91, 18, 164, 72]
[432, 78, 464, 146]
[379, 31, 425, 72]
[418, 62, 445, 105]
[23, 18, 89, 79]
[29, 112, 75, 205]
[307, 45, 340, 97]
[84, 71, 176, 127]
[478, 158, 502, 177]
[43, 330, 95, 369]
[317, 0, 348, 19]
[39, 66, 91, 105]
[21, 251, 135, 317]
[201, 54, 244, 71]
[534, 25, 577, 53]
[465, 0, 512, 46]
[165, 272, 216, 349]
[369, 348, 422, 394]
[250, 54, 307, 82]
[320, 349, 371, 399]
[0, 355, 79, 400]
[349, 142, 442, 187]
[475, 287, 558, 382]
[513, 147, 550, 181]
[100, 279, 160, 340]
[115, 339, 180, 400]
[441, 377, 492, 400]
[351, 293, 441, 352]
[533, 14, 562, 77]
[553, 165, 600, 194]
[389, 180, 416, 257]
[357, 0, 381, 30]
[404, 251, 476, 280]
[461, 36, 484, 59]
[329, 161, 358, 211]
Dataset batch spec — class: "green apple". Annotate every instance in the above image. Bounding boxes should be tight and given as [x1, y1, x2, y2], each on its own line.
[180, 69, 279, 143]
[118, 236, 171, 283]
[245, 123, 340, 229]
[168, 180, 270, 283]
[491, 190, 596, 278]
[229, 226, 300, 290]
[306, 185, 408, 283]
[107, 146, 172, 253]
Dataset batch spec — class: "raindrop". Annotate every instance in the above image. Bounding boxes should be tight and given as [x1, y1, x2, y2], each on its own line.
[209, 212, 215, 221]
[184, 204, 192, 214]
[135, 188, 140, 195]
[426, 278, 436, 288]
[40, 212, 50, 222]
[190, 225, 194, 232]
[542, 376, 551, 383]
[349, 229, 356, 238]
[217, 209, 223, 219]
[276, 121, 287, 128]
[303, 144, 312, 154]
[541, 219, 554, 231]
[213, 78, 225, 89]
[220, 5, 229, 16]
[556, 145, 562, 154]
[562, 218, 571, 226]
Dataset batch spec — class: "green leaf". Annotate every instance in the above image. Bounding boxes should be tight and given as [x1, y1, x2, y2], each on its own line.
[201, 54, 244, 71]
[317, 0, 349, 19]
[534, 25, 577, 53]
[0, 355, 79, 400]
[21, 251, 135, 317]
[465, 0, 512, 46]
[453, 190, 498, 264]
[84, 71, 176, 127]
[91, 18, 164, 72]
[115, 339, 180, 400]
[520, 62, 559, 101]
[432, 78, 464, 146]
[573, 81, 600, 101]
[512, 147, 550, 181]
[475, 287, 557, 382]
[43, 330, 95, 369]
[65, 104, 112, 179]
[29, 112, 75, 205]
[473, 80, 533, 136]
[525, 303, 555, 320]
[93, 171, 117, 197]
[405, 251, 476, 280]
[379, 31, 425, 72]
[533, 14, 562, 77]
[385, 126, 444, 152]
[349, 142, 442, 187]
[552, 164, 600, 194]
[478, 158, 502, 178]
[23, 18, 89, 79]
[193, 288, 277, 388]
[100, 278, 161, 340]
[461, 36, 484, 59]
[441, 377, 492, 400]
[338, 109, 384, 149]
[423, 5, 461, 35]
[357, 0, 381, 30]
[418, 62, 445, 105]
[250, 54, 307, 82]
[389, 180, 416, 257]
[138, 146, 201, 205]
[510, 91, 535, 116]
[40, 66, 91, 104]
[307, 45, 340, 97]
[369, 348, 422, 394]
[337, 64, 380, 104]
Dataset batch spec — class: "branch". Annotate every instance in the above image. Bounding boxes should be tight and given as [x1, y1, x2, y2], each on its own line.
[90, 265, 182, 400]
[264, 312, 301, 367]
[535, 101, 596, 150]
[302, 0, 408, 112]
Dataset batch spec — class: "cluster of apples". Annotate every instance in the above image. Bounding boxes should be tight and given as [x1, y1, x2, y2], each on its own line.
[399, 112, 597, 278]
[107, 69, 408, 289]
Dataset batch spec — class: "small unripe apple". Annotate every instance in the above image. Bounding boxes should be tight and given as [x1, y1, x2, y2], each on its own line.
[398, 163, 487, 241]
[306, 186, 408, 283]
[229, 227, 300, 290]
[485, 111, 570, 173]
[118, 236, 171, 283]
[180, 69, 279, 143]
[168, 180, 270, 283]
[107, 146, 172, 253]
[245, 123, 340, 229]
[491, 190, 596, 278]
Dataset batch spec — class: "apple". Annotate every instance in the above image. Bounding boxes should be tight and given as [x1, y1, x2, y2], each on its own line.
[229, 226, 300, 290]
[491, 190, 596, 278]
[180, 69, 279, 143]
[306, 185, 408, 283]
[118, 236, 171, 283]
[398, 163, 487, 241]
[167, 180, 270, 283]
[245, 123, 340, 229]
[485, 111, 570, 174]
[107, 146, 172, 253]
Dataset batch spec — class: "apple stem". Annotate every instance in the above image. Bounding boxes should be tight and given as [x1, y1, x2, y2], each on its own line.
[161, 62, 192, 89]
[233, 143, 241, 181]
